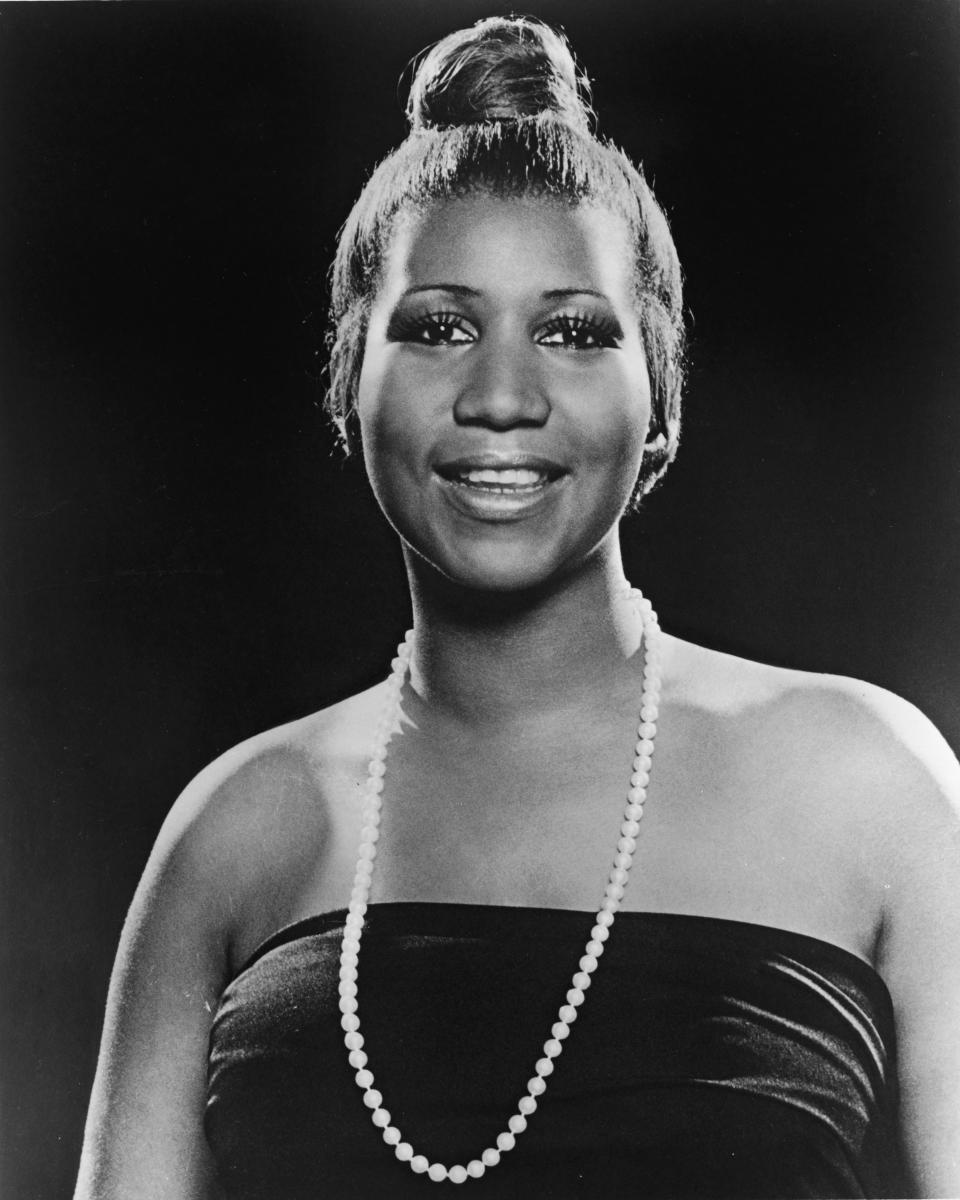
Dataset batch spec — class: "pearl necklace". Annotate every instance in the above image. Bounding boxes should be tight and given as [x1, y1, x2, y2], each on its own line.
[339, 587, 662, 1184]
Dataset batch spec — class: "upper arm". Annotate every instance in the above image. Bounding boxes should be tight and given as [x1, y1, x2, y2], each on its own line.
[75, 780, 235, 1200]
[868, 693, 960, 1197]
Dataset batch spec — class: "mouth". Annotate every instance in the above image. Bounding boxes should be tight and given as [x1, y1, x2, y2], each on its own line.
[433, 456, 567, 519]
[436, 455, 565, 490]
[442, 466, 554, 493]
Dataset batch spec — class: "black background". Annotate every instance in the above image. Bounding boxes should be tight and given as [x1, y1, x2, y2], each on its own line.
[2, 2, 958, 1195]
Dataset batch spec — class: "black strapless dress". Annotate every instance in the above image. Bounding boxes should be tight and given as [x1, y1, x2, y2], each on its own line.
[205, 904, 906, 1198]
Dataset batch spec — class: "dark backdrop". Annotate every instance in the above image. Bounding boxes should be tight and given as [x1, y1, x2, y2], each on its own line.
[2, 2, 958, 1195]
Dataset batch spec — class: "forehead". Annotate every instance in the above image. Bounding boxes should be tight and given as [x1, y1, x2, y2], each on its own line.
[378, 194, 636, 305]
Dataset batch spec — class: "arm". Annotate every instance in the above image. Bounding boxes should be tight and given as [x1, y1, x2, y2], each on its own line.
[75, 780, 234, 1200]
[872, 696, 960, 1197]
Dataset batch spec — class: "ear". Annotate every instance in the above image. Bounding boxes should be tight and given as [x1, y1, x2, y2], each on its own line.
[644, 429, 667, 452]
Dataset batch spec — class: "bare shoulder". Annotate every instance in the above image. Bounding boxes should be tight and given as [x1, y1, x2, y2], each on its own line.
[665, 633, 960, 820]
[77, 683, 392, 1198]
[660, 652, 960, 1194]
[150, 682, 390, 967]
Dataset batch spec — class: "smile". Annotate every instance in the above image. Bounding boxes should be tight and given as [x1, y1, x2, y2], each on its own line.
[434, 458, 567, 521]
[451, 467, 549, 493]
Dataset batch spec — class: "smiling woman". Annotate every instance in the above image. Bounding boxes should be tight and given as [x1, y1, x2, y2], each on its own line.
[357, 196, 652, 592]
[74, 15, 960, 1200]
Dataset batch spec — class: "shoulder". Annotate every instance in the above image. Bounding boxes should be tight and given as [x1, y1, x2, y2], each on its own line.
[666, 635, 958, 795]
[665, 633, 960, 870]
[142, 683, 390, 964]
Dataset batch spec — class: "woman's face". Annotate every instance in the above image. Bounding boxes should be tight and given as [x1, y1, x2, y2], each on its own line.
[357, 193, 651, 593]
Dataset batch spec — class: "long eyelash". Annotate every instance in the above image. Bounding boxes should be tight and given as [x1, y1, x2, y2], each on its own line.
[540, 312, 621, 346]
[386, 311, 470, 342]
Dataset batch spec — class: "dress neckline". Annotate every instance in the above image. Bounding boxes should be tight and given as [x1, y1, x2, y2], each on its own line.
[236, 901, 886, 996]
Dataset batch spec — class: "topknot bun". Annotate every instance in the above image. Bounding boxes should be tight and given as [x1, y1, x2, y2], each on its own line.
[406, 16, 593, 132]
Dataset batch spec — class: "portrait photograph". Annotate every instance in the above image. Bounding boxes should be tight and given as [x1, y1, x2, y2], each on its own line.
[2, 2, 959, 1197]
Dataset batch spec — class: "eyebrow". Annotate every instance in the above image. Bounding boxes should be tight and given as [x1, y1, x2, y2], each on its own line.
[400, 283, 481, 299]
[399, 284, 610, 301]
[542, 288, 609, 301]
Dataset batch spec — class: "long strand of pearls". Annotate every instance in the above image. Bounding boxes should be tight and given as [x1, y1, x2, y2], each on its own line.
[338, 586, 662, 1184]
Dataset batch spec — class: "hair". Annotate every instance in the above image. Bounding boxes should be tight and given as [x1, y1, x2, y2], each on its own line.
[325, 16, 685, 500]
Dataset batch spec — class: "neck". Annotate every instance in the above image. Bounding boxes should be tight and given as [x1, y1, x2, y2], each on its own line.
[402, 542, 647, 728]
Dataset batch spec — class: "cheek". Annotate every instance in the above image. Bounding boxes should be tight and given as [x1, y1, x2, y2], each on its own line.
[356, 355, 429, 514]
[577, 364, 651, 479]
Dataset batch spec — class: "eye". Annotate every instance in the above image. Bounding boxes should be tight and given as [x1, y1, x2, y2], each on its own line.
[387, 311, 477, 347]
[537, 313, 621, 351]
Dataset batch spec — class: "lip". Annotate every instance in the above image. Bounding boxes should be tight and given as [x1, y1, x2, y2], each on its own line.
[434, 452, 567, 479]
[433, 452, 568, 523]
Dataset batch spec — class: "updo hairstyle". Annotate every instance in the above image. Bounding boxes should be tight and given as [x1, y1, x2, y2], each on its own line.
[326, 16, 685, 499]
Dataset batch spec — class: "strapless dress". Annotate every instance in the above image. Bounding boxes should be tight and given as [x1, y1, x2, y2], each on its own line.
[206, 903, 906, 1198]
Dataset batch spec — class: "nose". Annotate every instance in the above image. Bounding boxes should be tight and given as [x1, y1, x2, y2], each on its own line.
[452, 336, 551, 430]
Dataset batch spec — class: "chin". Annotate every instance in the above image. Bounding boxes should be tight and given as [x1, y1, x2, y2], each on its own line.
[407, 530, 607, 602]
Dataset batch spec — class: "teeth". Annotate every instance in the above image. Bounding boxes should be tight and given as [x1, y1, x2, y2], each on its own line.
[461, 468, 546, 487]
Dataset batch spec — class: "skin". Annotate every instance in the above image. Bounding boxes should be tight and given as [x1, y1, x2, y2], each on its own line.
[76, 195, 960, 1198]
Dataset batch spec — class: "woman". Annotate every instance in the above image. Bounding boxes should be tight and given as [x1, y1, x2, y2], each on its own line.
[76, 16, 960, 1198]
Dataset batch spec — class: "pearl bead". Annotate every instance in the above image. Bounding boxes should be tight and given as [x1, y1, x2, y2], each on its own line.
[341, 589, 662, 1184]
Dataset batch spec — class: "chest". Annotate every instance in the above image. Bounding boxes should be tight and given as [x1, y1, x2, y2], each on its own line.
[311, 701, 882, 963]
